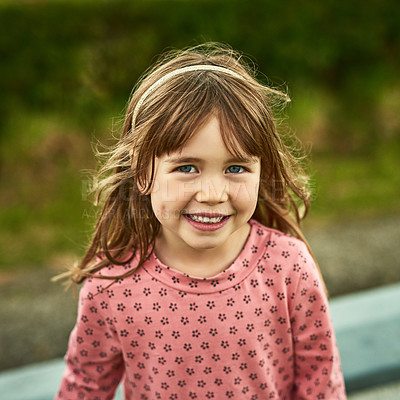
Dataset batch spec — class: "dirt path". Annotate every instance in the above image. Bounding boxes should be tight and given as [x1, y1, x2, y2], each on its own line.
[306, 214, 400, 295]
[1, 215, 399, 371]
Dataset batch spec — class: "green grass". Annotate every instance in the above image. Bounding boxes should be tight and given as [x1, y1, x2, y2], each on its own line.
[0, 111, 113, 270]
[306, 140, 400, 228]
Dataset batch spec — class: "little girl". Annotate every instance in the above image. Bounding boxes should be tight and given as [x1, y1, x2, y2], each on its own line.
[56, 43, 346, 399]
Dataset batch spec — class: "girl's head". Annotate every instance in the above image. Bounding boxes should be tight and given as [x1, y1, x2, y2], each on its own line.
[147, 115, 262, 257]
[70, 43, 311, 284]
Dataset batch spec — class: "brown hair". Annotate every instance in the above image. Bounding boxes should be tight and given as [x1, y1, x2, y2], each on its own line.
[57, 43, 324, 292]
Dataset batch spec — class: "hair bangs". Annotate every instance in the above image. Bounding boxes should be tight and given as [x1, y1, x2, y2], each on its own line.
[149, 72, 245, 158]
[213, 86, 267, 162]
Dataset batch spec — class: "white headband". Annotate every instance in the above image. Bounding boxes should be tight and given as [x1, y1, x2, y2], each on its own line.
[131, 65, 243, 129]
[131, 64, 289, 129]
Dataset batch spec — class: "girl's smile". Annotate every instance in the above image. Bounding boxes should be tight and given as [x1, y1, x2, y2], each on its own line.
[183, 213, 231, 231]
[147, 116, 261, 275]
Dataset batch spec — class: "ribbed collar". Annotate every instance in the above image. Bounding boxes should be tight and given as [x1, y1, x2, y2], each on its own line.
[141, 220, 269, 294]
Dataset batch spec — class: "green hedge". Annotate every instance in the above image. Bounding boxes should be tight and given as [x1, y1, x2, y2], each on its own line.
[1, 0, 399, 146]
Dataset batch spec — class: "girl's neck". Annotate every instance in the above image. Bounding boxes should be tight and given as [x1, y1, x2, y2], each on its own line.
[154, 223, 251, 279]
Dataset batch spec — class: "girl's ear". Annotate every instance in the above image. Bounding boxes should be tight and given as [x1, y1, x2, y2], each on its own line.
[130, 149, 149, 195]
[136, 171, 156, 196]
[131, 151, 157, 195]
[135, 172, 151, 195]
[137, 180, 149, 195]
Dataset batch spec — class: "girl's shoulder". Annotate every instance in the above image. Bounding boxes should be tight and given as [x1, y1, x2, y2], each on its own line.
[250, 219, 317, 282]
[79, 251, 142, 294]
[250, 219, 308, 253]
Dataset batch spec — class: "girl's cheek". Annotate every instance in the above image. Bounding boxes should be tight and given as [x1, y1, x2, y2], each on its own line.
[231, 180, 259, 203]
[179, 181, 196, 200]
[159, 206, 187, 221]
[158, 205, 173, 220]
[156, 178, 194, 203]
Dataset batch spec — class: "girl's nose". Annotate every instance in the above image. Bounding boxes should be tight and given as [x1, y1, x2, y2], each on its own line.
[194, 176, 229, 204]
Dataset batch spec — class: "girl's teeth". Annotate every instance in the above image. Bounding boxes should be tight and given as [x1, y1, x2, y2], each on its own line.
[189, 215, 224, 223]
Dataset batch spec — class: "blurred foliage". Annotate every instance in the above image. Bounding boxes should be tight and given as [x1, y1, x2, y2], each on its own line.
[0, 0, 399, 269]
[1, 0, 399, 147]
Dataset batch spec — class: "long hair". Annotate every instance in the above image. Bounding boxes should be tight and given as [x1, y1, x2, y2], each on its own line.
[58, 43, 324, 292]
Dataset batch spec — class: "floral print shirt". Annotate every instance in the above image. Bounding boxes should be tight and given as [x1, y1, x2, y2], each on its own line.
[56, 220, 346, 399]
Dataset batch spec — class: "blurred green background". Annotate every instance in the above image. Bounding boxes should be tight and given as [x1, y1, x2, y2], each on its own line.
[0, 0, 399, 271]
[1, 0, 400, 372]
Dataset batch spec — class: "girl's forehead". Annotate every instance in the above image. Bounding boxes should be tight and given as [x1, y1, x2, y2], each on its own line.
[174, 116, 254, 156]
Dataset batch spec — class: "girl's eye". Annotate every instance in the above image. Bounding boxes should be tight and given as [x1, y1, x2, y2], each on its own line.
[226, 165, 246, 174]
[177, 165, 197, 173]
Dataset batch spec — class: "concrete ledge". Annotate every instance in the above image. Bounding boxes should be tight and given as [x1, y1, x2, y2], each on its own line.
[0, 358, 122, 400]
[1, 283, 399, 399]
[329, 282, 400, 392]
[0, 359, 71, 400]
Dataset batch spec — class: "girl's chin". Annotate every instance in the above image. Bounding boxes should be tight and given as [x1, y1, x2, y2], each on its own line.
[181, 238, 226, 252]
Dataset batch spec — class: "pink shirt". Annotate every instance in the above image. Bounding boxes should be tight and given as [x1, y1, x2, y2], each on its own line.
[56, 220, 346, 399]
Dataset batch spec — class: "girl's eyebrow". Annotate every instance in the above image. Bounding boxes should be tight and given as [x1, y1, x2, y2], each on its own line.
[165, 156, 258, 165]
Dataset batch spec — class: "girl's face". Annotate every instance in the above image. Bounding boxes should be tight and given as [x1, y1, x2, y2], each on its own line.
[148, 116, 261, 258]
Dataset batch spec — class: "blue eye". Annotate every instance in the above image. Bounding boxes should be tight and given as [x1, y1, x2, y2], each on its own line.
[177, 165, 196, 173]
[226, 165, 245, 174]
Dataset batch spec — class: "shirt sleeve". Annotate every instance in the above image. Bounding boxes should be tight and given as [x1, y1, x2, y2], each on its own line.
[289, 243, 347, 399]
[55, 278, 124, 400]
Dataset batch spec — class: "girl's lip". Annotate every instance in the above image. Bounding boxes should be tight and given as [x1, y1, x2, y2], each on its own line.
[184, 213, 228, 217]
[183, 214, 231, 232]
